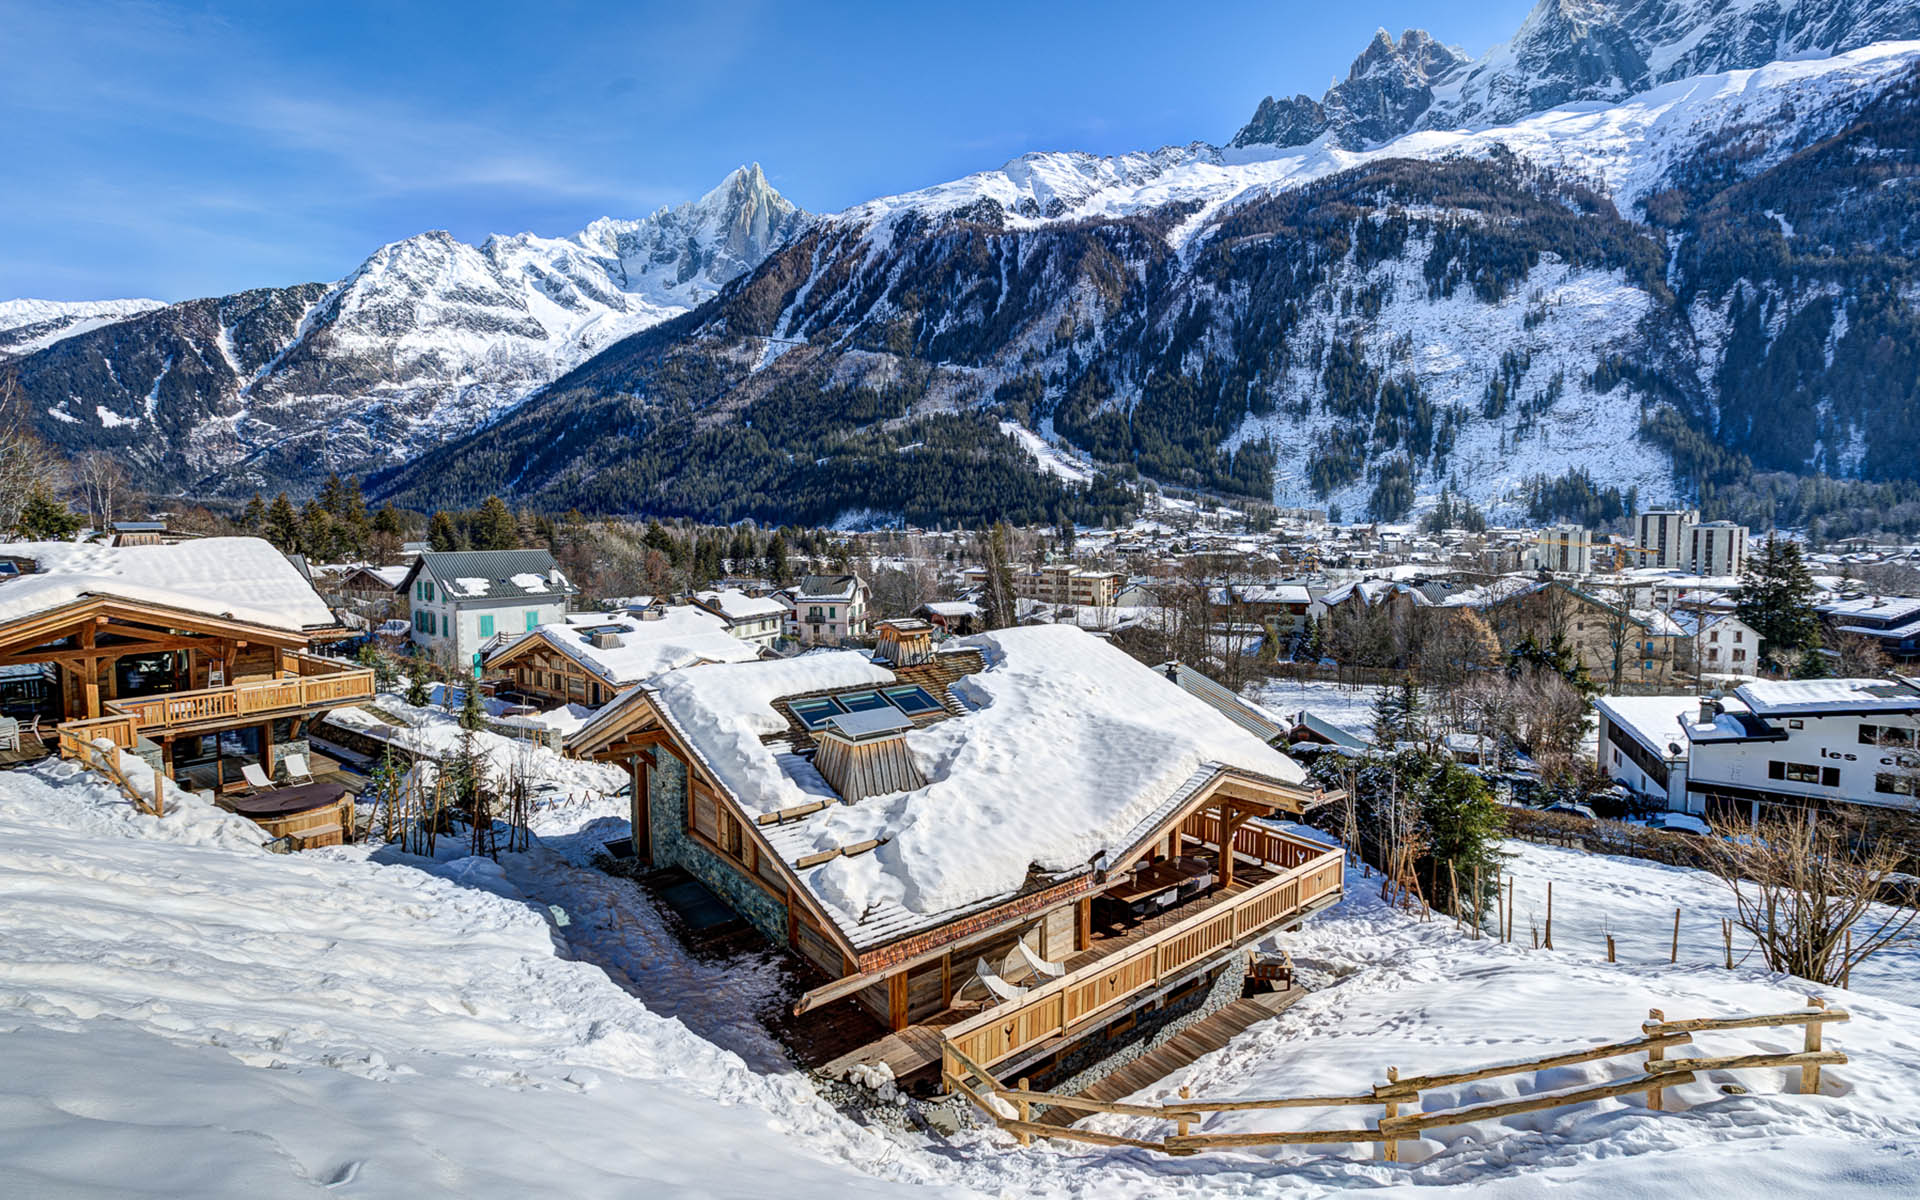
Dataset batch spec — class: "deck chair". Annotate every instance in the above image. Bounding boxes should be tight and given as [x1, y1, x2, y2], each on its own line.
[281, 753, 315, 785]
[0, 717, 18, 751]
[951, 958, 1027, 1011]
[1010, 939, 1065, 983]
[240, 762, 275, 794]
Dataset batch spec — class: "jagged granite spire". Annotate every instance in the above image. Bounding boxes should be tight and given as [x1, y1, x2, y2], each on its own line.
[1231, 28, 1468, 149]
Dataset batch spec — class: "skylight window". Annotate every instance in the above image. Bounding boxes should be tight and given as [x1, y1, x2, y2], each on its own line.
[883, 685, 942, 715]
[790, 697, 845, 730]
[836, 690, 892, 714]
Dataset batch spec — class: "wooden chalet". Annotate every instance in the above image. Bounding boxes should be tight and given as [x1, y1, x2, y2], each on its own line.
[485, 608, 763, 710]
[568, 624, 1343, 1092]
[0, 538, 373, 791]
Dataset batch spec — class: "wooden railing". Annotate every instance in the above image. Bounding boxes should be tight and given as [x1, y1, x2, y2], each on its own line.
[103, 655, 375, 732]
[943, 999, 1849, 1158]
[1181, 813, 1327, 871]
[57, 718, 167, 816]
[943, 838, 1343, 1071]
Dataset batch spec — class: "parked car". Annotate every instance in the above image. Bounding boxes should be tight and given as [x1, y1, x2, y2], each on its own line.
[1543, 802, 1598, 820]
[1646, 812, 1712, 837]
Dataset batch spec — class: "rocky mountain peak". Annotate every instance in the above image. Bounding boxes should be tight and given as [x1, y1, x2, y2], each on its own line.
[1233, 0, 1920, 147]
[1231, 27, 1467, 150]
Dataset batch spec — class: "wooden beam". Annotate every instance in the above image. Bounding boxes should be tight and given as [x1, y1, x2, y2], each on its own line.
[888, 972, 909, 1032]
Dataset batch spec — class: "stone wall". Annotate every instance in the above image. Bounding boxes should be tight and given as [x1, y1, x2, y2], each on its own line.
[647, 753, 789, 944]
[1030, 954, 1250, 1096]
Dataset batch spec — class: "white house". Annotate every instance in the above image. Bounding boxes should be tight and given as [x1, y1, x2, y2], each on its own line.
[691, 588, 788, 650]
[1597, 678, 1920, 820]
[784, 574, 870, 647]
[397, 549, 578, 674]
[1674, 612, 1763, 678]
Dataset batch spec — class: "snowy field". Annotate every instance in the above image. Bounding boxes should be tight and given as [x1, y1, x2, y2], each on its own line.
[5, 753, 1920, 1197]
[1087, 840, 1920, 1194]
[1245, 679, 1389, 739]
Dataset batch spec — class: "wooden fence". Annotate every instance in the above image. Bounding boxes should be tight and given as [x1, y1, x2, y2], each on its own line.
[941, 842, 1344, 1072]
[943, 999, 1848, 1158]
[58, 722, 167, 817]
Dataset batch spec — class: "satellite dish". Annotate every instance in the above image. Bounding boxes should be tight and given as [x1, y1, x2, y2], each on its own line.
[1668, 743, 1682, 756]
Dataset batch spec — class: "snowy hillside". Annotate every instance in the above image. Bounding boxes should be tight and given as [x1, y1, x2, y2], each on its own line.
[0, 297, 163, 360]
[9, 165, 808, 494]
[6, 758, 1920, 1196]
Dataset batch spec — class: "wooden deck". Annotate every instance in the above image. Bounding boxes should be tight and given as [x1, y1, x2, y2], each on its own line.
[0, 734, 53, 768]
[1034, 986, 1305, 1126]
[816, 868, 1286, 1084]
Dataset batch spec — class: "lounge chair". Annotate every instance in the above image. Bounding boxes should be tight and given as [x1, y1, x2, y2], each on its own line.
[281, 752, 315, 785]
[0, 717, 17, 751]
[1010, 939, 1066, 983]
[240, 762, 275, 793]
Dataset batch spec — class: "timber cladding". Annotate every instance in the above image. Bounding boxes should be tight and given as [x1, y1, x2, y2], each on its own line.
[856, 874, 1093, 973]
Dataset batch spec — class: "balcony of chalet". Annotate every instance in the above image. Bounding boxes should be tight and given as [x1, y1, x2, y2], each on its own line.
[789, 820, 1344, 1091]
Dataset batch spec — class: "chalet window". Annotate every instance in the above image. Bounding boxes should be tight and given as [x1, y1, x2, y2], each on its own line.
[1769, 760, 1825, 785]
[690, 783, 719, 841]
[1861, 724, 1916, 747]
[719, 810, 743, 857]
[479, 615, 495, 637]
[1709, 631, 1720, 643]
[1734, 650, 1747, 662]
[1734, 631, 1744, 642]
[526, 610, 538, 632]
[1875, 773, 1917, 796]
[440, 613, 449, 637]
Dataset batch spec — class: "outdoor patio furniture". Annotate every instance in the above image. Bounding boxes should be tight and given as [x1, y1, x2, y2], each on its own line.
[281, 752, 315, 785]
[240, 762, 275, 793]
[0, 717, 17, 751]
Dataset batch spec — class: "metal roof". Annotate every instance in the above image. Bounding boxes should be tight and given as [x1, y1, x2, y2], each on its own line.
[404, 549, 577, 602]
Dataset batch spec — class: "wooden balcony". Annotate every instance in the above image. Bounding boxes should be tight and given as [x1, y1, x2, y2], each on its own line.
[97, 653, 375, 735]
[942, 831, 1343, 1071]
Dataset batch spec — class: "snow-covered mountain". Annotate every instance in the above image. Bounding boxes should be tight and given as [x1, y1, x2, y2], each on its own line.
[1234, 0, 1920, 148]
[380, 38, 1920, 525]
[0, 298, 165, 360]
[10, 165, 807, 493]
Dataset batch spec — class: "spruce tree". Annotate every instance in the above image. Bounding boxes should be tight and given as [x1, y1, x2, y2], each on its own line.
[15, 483, 82, 540]
[474, 496, 517, 550]
[242, 493, 267, 532]
[265, 493, 301, 551]
[764, 532, 791, 585]
[427, 510, 462, 551]
[1736, 535, 1821, 669]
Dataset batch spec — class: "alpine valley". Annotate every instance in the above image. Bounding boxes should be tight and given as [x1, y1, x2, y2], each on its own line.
[11, 0, 1920, 530]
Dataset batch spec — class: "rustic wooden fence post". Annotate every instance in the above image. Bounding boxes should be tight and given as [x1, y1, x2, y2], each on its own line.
[1177, 1085, 1192, 1138]
[1016, 1077, 1032, 1146]
[1382, 1067, 1402, 1162]
[1645, 1008, 1665, 1111]
[1544, 881, 1554, 950]
[1801, 996, 1827, 1096]
[1671, 908, 1681, 964]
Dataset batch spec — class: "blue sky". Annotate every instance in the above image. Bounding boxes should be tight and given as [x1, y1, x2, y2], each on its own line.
[1, 0, 1534, 302]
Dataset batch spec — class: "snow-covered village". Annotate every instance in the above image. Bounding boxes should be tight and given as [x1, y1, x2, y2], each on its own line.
[8, 2, 1920, 1197]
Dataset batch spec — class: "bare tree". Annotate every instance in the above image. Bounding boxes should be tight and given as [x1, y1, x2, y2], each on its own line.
[72, 451, 127, 534]
[1700, 811, 1918, 985]
[0, 366, 64, 537]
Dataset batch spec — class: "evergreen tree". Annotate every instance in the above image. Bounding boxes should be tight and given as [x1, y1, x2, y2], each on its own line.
[15, 483, 82, 540]
[299, 499, 333, 560]
[241, 493, 266, 532]
[474, 496, 517, 550]
[458, 675, 486, 731]
[265, 493, 301, 551]
[1735, 535, 1822, 669]
[764, 531, 791, 585]
[404, 656, 431, 707]
[427, 510, 462, 551]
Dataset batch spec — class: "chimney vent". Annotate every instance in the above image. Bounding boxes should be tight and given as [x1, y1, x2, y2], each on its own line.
[874, 618, 934, 666]
[591, 631, 624, 650]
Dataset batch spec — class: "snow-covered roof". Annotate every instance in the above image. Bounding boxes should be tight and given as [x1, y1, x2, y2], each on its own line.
[919, 600, 981, 618]
[0, 537, 336, 631]
[1817, 595, 1920, 623]
[694, 588, 787, 623]
[498, 607, 761, 687]
[650, 625, 1307, 943]
[1737, 678, 1920, 716]
[1596, 695, 1707, 758]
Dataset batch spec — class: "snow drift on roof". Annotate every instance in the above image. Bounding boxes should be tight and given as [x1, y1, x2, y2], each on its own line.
[800, 626, 1306, 922]
[0, 537, 334, 631]
[519, 607, 761, 686]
